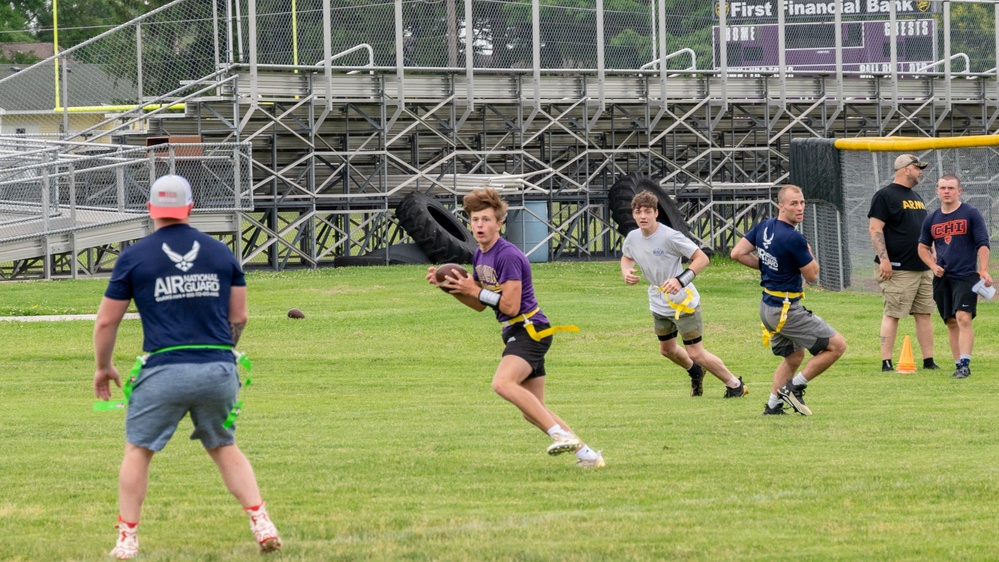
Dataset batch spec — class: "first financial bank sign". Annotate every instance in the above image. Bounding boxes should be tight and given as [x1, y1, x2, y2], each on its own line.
[713, 0, 935, 20]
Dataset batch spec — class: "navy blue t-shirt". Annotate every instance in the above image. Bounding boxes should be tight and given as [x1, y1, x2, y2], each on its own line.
[104, 224, 246, 368]
[918, 202, 990, 278]
[745, 218, 814, 307]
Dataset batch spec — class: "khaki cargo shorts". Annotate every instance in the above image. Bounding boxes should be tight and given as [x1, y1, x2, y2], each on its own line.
[653, 307, 703, 344]
[878, 269, 935, 318]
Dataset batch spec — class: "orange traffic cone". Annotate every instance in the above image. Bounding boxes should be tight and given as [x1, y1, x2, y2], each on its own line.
[897, 335, 917, 373]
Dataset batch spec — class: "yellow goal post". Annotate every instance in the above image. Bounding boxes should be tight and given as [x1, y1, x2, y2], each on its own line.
[790, 135, 999, 291]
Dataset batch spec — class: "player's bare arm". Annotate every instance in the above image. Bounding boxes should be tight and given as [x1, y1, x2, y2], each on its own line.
[660, 250, 706, 295]
[869, 217, 892, 280]
[800, 259, 819, 285]
[620, 255, 641, 285]
[917, 243, 944, 277]
[730, 238, 760, 269]
[230, 322, 246, 345]
[496, 279, 522, 316]
[93, 297, 129, 399]
[687, 248, 710, 275]
[228, 286, 248, 345]
[978, 246, 993, 287]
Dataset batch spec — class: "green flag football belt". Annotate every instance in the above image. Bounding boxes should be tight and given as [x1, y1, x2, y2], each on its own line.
[93, 345, 252, 429]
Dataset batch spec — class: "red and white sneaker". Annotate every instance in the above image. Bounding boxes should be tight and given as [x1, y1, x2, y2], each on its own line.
[246, 503, 282, 553]
[109, 519, 139, 560]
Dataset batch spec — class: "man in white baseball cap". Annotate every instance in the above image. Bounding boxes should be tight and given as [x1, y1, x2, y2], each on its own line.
[94, 174, 282, 559]
[147, 174, 194, 219]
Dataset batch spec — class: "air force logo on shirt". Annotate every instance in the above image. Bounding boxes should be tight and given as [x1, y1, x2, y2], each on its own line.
[162, 241, 200, 272]
[154, 241, 221, 302]
[757, 226, 779, 270]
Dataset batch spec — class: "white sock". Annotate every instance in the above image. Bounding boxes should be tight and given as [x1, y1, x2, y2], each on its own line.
[768, 394, 782, 408]
[574, 445, 599, 461]
[546, 425, 565, 438]
[792, 373, 808, 386]
[725, 377, 742, 389]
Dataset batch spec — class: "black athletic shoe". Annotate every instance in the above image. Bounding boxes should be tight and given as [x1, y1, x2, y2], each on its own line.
[723, 377, 748, 398]
[923, 361, 940, 370]
[954, 366, 971, 379]
[763, 403, 787, 415]
[777, 381, 812, 416]
[688, 364, 704, 397]
[881, 363, 894, 372]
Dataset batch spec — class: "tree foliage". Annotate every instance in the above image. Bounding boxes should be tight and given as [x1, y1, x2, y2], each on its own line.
[948, 3, 998, 73]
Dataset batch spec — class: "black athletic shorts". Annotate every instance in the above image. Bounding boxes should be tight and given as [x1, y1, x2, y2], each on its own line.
[501, 322, 552, 379]
[933, 274, 979, 321]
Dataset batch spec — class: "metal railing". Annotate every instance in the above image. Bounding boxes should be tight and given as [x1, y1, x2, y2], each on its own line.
[0, 138, 252, 244]
[4, 0, 999, 127]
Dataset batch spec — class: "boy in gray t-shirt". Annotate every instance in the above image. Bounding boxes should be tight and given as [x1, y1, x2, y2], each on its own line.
[620, 191, 746, 399]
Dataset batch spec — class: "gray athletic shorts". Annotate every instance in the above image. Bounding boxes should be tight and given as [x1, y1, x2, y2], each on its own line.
[125, 361, 240, 451]
[760, 300, 836, 358]
[652, 307, 703, 345]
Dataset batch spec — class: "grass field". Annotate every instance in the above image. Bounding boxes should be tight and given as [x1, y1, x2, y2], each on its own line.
[2, 259, 998, 561]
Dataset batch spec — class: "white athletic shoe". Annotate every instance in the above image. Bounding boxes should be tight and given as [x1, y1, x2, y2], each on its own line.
[576, 451, 606, 468]
[247, 504, 282, 553]
[546, 433, 581, 456]
[109, 522, 139, 560]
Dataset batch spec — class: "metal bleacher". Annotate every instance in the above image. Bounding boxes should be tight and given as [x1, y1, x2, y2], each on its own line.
[2, 0, 999, 278]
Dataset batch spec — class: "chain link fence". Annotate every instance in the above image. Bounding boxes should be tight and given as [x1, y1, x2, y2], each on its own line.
[3, 0, 999, 118]
[0, 0, 224, 116]
[839, 146, 999, 293]
[801, 199, 847, 292]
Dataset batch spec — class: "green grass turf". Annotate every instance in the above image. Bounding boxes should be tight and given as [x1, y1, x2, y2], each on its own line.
[1, 259, 997, 561]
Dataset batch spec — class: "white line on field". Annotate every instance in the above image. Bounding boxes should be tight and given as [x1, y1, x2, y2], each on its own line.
[0, 313, 141, 322]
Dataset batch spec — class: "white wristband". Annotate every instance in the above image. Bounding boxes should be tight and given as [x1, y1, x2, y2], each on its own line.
[676, 268, 696, 287]
[478, 289, 501, 308]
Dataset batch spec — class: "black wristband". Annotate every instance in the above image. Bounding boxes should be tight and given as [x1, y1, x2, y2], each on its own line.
[676, 268, 696, 287]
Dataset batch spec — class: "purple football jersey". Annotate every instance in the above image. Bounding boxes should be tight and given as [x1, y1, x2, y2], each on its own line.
[473, 237, 548, 328]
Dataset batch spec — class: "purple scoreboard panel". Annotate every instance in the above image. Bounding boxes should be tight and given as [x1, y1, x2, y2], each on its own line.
[713, 20, 937, 75]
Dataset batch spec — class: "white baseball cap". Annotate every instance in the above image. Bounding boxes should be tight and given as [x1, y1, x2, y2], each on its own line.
[148, 175, 193, 219]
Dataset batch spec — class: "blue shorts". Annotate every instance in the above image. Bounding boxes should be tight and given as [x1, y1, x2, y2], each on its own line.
[125, 361, 240, 451]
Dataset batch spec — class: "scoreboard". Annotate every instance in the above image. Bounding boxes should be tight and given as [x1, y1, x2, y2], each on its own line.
[713, 19, 937, 75]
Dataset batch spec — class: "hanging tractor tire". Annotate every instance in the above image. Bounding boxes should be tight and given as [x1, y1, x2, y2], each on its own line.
[395, 192, 477, 264]
[609, 172, 693, 241]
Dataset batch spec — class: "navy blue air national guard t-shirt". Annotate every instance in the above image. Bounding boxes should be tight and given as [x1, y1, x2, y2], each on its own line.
[745, 218, 814, 307]
[105, 223, 246, 369]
